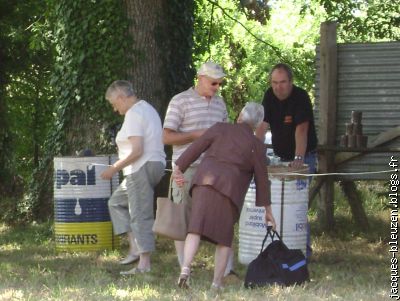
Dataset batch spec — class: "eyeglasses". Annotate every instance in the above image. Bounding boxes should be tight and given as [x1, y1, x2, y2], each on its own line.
[211, 81, 223, 87]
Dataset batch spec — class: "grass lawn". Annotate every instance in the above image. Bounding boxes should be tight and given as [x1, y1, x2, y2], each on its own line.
[0, 182, 393, 301]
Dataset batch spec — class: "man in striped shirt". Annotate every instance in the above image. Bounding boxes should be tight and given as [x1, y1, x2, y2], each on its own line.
[163, 62, 237, 279]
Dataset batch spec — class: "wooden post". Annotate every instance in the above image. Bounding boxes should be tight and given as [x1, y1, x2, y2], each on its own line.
[339, 181, 370, 230]
[308, 177, 325, 208]
[317, 22, 337, 231]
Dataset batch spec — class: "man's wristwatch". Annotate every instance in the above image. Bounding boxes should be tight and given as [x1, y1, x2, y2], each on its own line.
[294, 155, 303, 161]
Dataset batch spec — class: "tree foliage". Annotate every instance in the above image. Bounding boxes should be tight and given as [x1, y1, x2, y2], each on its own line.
[0, 0, 53, 199]
[194, 0, 323, 120]
[193, 0, 398, 122]
[48, 0, 131, 155]
[317, 0, 400, 41]
[22, 0, 131, 221]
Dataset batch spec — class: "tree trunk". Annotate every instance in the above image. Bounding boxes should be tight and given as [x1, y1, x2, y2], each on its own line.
[26, 1, 195, 221]
[125, 0, 195, 119]
[125, 0, 195, 198]
[0, 45, 12, 196]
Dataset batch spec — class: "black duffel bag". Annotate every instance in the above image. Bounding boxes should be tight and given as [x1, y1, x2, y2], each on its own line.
[244, 226, 310, 288]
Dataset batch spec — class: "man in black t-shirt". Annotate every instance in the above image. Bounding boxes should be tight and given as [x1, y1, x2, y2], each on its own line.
[255, 63, 317, 260]
[256, 63, 317, 170]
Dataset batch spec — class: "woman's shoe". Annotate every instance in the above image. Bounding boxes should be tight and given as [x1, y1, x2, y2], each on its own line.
[120, 267, 151, 275]
[223, 270, 241, 285]
[177, 267, 190, 289]
[119, 254, 140, 265]
[210, 282, 224, 292]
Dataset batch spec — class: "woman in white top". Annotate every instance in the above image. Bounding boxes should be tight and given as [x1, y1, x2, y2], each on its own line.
[101, 80, 166, 275]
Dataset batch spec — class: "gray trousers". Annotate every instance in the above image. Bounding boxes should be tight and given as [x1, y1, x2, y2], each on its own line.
[108, 161, 165, 253]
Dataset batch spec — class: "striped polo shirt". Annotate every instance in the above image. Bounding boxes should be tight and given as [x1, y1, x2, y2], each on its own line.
[164, 87, 228, 166]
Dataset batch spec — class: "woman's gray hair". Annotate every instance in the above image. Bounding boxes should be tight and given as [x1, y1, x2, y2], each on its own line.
[240, 102, 264, 128]
[105, 80, 136, 100]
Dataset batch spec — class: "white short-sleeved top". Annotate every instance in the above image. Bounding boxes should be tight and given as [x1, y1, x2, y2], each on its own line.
[116, 100, 166, 176]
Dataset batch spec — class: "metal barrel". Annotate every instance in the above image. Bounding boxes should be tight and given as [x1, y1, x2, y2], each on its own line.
[53, 156, 120, 252]
[239, 165, 309, 264]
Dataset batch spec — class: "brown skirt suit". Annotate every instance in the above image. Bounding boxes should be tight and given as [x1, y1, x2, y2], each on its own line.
[175, 122, 271, 247]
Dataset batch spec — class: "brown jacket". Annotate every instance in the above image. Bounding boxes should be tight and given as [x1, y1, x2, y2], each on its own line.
[175, 122, 270, 212]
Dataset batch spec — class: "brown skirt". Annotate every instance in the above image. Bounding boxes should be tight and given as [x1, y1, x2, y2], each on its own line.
[188, 185, 239, 247]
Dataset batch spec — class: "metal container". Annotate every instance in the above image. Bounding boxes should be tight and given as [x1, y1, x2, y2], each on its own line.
[54, 156, 120, 252]
[351, 110, 363, 124]
[340, 135, 348, 147]
[238, 165, 309, 264]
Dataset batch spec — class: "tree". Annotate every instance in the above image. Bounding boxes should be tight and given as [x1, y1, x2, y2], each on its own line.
[0, 0, 52, 198]
[317, 0, 400, 41]
[3, 0, 398, 223]
[193, 0, 325, 120]
[125, 0, 195, 119]
[24, 0, 196, 221]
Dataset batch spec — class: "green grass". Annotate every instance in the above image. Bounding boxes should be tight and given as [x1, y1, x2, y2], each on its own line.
[0, 181, 393, 300]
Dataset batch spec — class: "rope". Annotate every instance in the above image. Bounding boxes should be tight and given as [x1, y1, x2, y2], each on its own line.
[270, 169, 397, 177]
[88, 163, 112, 167]
[165, 168, 396, 177]
[88, 163, 396, 177]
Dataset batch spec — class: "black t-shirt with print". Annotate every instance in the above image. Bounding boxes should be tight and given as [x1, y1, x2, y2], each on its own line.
[262, 85, 317, 160]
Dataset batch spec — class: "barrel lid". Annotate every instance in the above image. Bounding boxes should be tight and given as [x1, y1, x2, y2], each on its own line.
[268, 164, 308, 180]
[54, 154, 117, 159]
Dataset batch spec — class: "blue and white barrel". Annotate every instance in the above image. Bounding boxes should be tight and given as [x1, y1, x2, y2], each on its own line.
[239, 165, 309, 264]
[54, 156, 120, 252]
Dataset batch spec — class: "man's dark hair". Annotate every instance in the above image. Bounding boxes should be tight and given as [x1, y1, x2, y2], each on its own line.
[269, 63, 294, 83]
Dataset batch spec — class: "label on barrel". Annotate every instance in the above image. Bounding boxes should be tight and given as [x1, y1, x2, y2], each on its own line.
[296, 179, 307, 190]
[55, 165, 96, 189]
[55, 233, 98, 245]
[244, 207, 267, 230]
[54, 198, 110, 223]
[54, 221, 115, 249]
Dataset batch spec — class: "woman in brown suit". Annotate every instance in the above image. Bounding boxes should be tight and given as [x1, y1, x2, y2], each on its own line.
[173, 102, 276, 289]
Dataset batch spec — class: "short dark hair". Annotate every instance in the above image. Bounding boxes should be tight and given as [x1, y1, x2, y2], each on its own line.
[269, 63, 293, 83]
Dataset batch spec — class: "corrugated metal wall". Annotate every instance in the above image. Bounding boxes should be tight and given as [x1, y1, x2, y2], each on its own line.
[315, 42, 400, 180]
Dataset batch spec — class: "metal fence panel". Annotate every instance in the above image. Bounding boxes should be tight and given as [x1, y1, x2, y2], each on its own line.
[314, 42, 400, 180]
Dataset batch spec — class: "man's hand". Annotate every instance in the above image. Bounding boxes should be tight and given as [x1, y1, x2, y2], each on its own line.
[289, 156, 304, 169]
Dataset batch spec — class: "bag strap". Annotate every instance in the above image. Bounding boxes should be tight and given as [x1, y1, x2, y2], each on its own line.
[168, 174, 173, 199]
[169, 172, 187, 200]
[260, 226, 282, 252]
[280, 179, 284, 239]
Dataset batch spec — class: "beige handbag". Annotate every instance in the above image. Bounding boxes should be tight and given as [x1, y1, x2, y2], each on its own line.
[152, 178, 187, 241]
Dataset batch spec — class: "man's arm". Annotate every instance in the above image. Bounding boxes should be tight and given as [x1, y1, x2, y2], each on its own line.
[255, 121, 269, 142]
[292, 121, 309, 168]
[162, 128, 206, 146]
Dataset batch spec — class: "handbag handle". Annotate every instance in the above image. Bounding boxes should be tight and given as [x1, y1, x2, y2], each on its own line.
[169, 167, 188, 200]
[260, 225, 282, 252]
[168, 174, 173, 199]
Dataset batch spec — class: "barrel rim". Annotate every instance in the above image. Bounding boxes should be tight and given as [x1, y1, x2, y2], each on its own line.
[54, 154, 117, 159]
